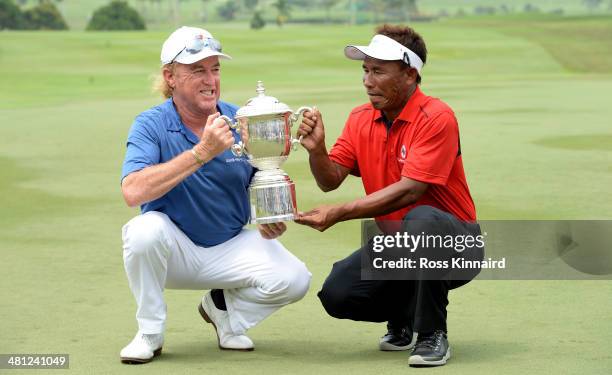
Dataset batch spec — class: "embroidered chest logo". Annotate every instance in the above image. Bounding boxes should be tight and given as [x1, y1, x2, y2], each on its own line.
[400, 144, 407, 159]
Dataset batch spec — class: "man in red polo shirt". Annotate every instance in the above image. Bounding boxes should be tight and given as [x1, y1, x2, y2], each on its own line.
[295, 24, 483, 367]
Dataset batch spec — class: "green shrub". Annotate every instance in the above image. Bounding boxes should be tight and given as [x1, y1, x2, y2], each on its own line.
[217, 0, 239, 21]
[250, 10, 265, 29]
[23, 0, 68, 30]
[86, 0, 145, 31]
[0, 0, 25, 30]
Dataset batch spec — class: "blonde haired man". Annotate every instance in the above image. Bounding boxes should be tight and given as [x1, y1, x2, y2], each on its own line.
[119, 26, 311, 364]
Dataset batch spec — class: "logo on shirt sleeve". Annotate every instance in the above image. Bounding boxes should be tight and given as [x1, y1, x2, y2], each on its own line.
[400, 144, 407, 159]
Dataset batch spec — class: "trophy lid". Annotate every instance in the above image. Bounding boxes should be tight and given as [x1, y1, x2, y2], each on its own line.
[235, 81, 292, 118]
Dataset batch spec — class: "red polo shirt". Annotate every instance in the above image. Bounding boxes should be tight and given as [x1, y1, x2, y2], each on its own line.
[329, 86, 476, 223]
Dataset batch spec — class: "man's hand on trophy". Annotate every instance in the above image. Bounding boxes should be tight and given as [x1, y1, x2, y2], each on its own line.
[298, 106, 326, 152]
[258, 222, 287, 239]
[197, 112, 235, 158]
[295, 205, 340, 232]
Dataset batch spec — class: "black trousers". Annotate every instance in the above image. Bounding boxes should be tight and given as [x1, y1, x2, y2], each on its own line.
[317, 205, 483, 333]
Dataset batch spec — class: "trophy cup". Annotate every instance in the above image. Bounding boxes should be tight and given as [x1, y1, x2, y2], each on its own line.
[220, 81, 311, 224]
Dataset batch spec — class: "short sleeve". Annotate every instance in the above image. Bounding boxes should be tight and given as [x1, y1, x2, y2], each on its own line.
[121, 116, 161, 182]
[401, 112, 459, 185]
[329, 117, 360, 176]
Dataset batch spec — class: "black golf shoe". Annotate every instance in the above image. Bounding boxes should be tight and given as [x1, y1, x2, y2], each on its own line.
[379, 323, 416, 351]
[408, 330, 450, 367]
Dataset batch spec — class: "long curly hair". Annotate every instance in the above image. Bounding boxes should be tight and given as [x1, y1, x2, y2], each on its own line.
[152, 63, 176, 98]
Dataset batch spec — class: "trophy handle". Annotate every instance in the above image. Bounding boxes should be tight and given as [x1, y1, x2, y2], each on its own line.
[219, 115, 240, 130]
[218, 115, 244, 157]
[289, 106, 312, 151]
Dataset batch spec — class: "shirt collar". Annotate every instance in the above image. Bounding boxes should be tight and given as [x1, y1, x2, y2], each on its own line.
[374, 85, 426, 125]
[164, 98, 181, 131]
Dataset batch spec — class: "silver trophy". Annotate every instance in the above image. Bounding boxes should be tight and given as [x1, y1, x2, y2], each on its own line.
[220, 81, 311, 224]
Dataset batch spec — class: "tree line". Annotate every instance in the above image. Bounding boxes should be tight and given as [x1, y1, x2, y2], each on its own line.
[3, 0, 612, 31]
[1, 0, 68, 30]
[149, 0, 420, 27]
[1, 0, 147, 30]
[1, 0, 420, 30]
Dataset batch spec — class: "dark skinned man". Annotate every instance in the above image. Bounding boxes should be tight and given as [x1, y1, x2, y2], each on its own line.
[295, 24, 482, 367]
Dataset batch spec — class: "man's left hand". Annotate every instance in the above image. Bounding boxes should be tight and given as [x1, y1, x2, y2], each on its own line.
[257, 222, 287, 239]
[295, 205, 340, 232]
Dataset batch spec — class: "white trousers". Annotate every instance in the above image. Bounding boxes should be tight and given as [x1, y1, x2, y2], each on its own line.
[122, 211, 311, 335]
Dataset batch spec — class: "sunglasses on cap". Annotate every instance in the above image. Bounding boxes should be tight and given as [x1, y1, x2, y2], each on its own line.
[170, 34, 223, 64]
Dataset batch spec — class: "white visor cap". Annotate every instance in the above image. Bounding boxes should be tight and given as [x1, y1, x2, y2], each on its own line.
[160, 26, 232, 65]
[344, 34, 424, 74]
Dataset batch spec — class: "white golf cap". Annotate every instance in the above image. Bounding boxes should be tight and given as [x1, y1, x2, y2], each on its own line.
[160, 26, 232, 65]
[344, 34, 424, 74]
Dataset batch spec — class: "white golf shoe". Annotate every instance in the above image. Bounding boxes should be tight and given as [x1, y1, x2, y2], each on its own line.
[120, 332, 164, 364]
[199, 292, 254, 351]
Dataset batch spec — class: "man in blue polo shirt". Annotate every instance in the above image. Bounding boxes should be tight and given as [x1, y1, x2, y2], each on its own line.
[119, 26, 311, 364]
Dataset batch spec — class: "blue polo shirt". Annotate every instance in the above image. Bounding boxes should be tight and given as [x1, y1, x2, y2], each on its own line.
[121, 98, 253, 247]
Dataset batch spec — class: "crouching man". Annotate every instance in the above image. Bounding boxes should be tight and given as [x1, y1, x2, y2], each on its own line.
[119, 26, 311, 364]
[296, 25, 482, 367]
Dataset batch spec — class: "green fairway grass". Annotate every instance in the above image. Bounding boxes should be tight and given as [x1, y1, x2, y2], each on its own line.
[1, 16, 611, 374]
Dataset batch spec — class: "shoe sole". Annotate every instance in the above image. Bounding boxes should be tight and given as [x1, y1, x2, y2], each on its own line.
[198, 303, 254, 352]
[379, 334, 417, 351]
[408, 347, 451, 367]
[120, 348, 162, 364]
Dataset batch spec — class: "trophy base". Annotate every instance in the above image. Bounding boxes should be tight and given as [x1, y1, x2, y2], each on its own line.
[251, 213, 295, 225]
[249, 169, 297, 224]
